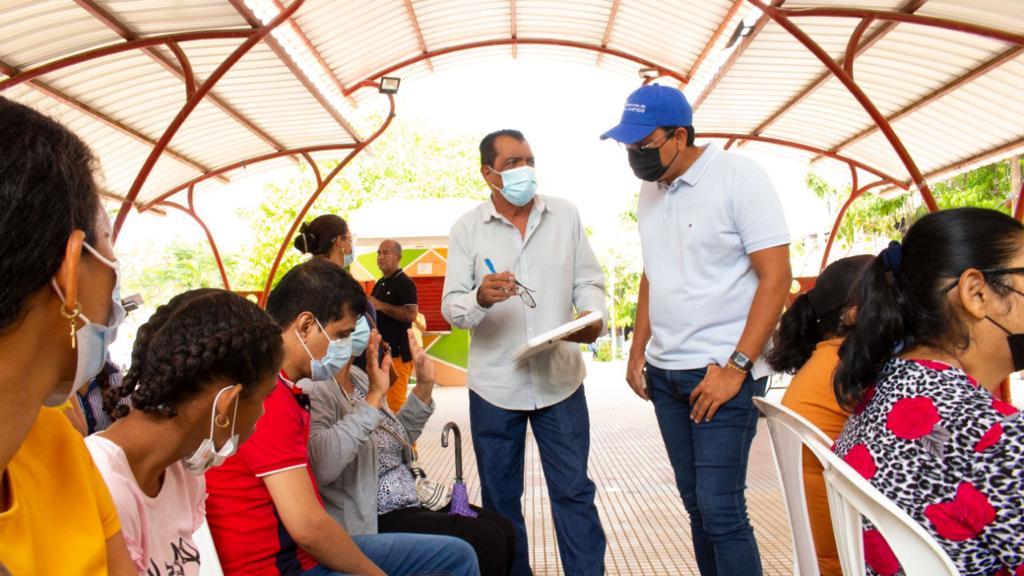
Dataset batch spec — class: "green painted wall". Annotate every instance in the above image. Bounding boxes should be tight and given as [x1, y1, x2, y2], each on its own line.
[427, 328, 470, 368]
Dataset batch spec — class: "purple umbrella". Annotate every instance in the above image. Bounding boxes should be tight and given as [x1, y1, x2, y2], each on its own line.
[442, 422, 477, 518]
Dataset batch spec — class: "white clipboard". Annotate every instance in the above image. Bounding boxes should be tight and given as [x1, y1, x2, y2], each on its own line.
[513, 311, 603, 362]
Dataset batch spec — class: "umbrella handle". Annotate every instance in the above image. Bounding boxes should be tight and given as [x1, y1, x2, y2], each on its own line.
[441, 422, 462, 482]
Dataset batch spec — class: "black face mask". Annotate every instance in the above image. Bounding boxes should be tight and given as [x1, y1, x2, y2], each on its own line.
[627, 132, 679, 182]
[986, 316, 1024, 372]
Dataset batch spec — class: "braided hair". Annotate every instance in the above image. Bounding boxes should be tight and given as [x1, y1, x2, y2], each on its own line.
[105, 289, 284, 419]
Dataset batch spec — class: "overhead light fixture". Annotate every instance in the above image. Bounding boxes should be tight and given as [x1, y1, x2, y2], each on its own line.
[379, 76, 401, 94]
[725, 20, 755, 49]
[638, 67, 660, 80]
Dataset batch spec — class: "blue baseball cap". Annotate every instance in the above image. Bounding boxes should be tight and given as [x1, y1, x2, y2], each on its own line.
[600, 84, 693, 144]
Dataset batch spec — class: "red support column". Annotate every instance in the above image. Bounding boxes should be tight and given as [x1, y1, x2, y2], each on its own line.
[156, 186, 232, 290]
[112, 0, 306, 242]
[259, 93, 397, 306]
[748, 0, 939, 213]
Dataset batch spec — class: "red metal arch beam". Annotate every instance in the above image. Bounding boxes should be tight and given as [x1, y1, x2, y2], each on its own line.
[72, 0, 289, 153]
[819, 179, 892, 271]
[156, 186, 232, 290]
[685, 0, 746, 88]
[138, 144, 359, 211]
[813, 45, 1024, 164]
[697, 132, 909, 188]
[259, 92, 397, 305]
[748, 0, 938, 212]
[778, 7, 1024, 46]
[0, 30, 251, 93]
[692, 0, 786, 112]
[112, 0, 306, 242]
[743, 0, 927, 141]
[0, 59, 228, 184]
[341, 38, 691, 97]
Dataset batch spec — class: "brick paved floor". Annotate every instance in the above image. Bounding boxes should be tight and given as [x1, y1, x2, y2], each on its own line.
[415, 359, 794, 576]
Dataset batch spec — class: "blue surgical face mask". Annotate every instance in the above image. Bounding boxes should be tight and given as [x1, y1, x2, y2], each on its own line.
[296, 318, 352, 382]
[48, 242, 125, 407]
[343, 251, 354, 268]
[489, 166, 538, 207]
[351, 315, 371, 357]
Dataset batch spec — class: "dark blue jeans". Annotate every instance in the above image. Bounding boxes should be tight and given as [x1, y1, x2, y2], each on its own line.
[469, 385, 606, 576]
[300, 533, 479, 576]
[647, 365, 766, 576]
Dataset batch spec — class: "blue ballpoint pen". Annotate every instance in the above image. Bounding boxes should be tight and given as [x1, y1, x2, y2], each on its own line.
[484, 258, 497, 274]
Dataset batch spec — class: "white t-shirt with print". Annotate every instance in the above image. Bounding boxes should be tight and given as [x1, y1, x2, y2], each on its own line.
[86, 435, 206, 575]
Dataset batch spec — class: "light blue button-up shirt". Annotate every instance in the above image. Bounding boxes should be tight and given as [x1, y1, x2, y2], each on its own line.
[442, 195, 607, 410]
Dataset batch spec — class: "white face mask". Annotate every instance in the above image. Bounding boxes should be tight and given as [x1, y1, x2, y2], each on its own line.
[296, 318, 352, 382]
[47, 242, 125, 407]
[295, 318, 358, 405]
[182, 386, 240, 476]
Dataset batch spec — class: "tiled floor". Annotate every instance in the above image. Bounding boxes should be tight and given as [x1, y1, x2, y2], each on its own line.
[415, 359, 794, 575]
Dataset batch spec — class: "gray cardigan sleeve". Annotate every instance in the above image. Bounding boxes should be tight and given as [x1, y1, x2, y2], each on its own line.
[306, 379, 382, 486]
[396, 392, 436, 444]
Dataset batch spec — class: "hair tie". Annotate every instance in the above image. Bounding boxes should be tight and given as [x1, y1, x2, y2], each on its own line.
[880, 240, 903, 274]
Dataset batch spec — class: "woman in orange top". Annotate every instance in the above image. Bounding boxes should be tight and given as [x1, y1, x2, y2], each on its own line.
[766, 254, 872, 576]
[0, 97, 134, 574]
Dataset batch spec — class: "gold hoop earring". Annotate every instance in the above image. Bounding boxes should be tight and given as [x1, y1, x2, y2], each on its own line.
[59, 303, 82, 349]
[215, 414, 230, 428]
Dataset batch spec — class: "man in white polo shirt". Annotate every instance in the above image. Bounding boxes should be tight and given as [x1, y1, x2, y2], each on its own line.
[602, 84, 792, 575]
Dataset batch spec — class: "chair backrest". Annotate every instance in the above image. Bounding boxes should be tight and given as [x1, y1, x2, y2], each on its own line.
[753, 397, 833, 576]
[194, 520, 224, 576]
[803, 441, 958, 576]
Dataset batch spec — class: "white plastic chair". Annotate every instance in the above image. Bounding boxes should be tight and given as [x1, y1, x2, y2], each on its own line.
[753, 397, 832, 576]
[193, 520, 224, 576]
[804, 440, 958, 576]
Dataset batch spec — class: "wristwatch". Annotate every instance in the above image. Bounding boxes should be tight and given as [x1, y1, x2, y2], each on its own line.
[726, 350, 753, 374]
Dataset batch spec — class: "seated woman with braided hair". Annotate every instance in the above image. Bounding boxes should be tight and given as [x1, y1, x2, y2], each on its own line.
[85, 288, 285, 575]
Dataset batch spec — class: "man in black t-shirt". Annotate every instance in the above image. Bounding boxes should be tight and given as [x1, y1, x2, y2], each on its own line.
[369, 239, 419, 412]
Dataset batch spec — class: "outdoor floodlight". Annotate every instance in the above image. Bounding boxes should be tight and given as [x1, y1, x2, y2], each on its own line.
[379, 76, 401, 94]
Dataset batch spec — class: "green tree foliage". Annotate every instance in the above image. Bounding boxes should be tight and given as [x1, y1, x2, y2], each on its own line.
[809, 157, 1021, 249]
[233, 117, 487, 291]
[121, 240, 235, 308]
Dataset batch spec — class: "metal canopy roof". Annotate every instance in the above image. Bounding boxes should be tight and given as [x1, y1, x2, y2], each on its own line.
[2, 0, 1023, 293]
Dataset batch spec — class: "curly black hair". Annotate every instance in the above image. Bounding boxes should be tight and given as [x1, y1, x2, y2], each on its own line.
[105, 289, 284, 420]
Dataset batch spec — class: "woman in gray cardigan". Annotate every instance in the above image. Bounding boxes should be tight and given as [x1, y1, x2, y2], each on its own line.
[307, 319, 515, 576]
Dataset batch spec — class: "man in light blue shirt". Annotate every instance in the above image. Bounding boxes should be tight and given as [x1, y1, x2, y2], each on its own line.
[602, 85, 792, 575]
[442, 129, 607, 576]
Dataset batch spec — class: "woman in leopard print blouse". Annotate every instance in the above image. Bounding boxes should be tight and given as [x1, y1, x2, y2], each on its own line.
[833, 207, 1024, 575]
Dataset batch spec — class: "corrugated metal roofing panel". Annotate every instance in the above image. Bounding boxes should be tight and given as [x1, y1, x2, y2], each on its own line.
[921, 0, 1024, 35]
[0, 0, 121, 68]
[296, 0, 423, 89]
[33, 50, 185, 141]
[96, 0, 249, 35]
[608, 0, 733, 80]
[697, 17, 871, 135]
[415, 0, 511, 48]
[515, 0, 612, 42]
[763, 77, 873, 149]
[3, 82, 202, 203]
[176, 40, 358, 148]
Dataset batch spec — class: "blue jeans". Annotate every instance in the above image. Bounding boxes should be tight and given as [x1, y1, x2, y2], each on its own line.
[469, 386, 606, 576]
[646, 365, 766, 576]
[301, 533, 479, 576]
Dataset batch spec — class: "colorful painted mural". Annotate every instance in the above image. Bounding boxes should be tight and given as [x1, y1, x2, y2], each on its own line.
[350, 246, 469, 386]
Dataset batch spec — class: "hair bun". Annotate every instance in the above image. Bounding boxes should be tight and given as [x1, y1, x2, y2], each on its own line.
[294, 223, 318, 254]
